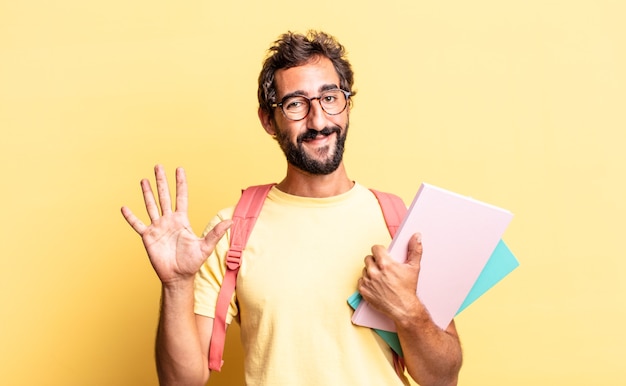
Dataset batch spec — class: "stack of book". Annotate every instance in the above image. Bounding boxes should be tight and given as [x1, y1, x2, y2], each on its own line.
[348, 183, 519, 355]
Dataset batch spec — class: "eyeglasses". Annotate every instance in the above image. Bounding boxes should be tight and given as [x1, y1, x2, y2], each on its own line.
[272, 89, 351, 121]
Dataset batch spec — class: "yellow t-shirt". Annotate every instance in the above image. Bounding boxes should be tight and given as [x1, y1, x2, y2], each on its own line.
[195, 183, 407, 385]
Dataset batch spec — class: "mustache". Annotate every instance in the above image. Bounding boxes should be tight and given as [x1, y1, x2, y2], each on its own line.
[297, 127, 341, 143]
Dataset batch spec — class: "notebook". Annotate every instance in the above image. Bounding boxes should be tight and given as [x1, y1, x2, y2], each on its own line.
[351, 183, 514, 331]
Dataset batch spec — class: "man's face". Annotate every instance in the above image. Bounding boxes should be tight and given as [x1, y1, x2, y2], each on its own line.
[268, 56, 350, 175]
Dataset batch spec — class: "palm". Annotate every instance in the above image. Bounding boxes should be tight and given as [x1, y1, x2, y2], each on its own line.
[121, 165, 230, 285]
[141, 212, 207, 282]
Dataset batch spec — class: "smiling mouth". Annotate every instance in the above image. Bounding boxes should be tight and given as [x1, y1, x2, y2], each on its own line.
[299, 127, 340, 143]
[303, 132, 333, 143]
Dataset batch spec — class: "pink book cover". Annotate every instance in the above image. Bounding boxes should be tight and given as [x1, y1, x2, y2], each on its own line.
[351, 183, 513, 331]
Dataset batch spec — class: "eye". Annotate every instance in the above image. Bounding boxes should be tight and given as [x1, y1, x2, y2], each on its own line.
[284, 97, 307, 111]
[321, 90, 342, 104]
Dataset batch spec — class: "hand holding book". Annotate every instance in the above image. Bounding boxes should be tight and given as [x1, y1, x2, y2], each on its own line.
[350, 183, 518, 347]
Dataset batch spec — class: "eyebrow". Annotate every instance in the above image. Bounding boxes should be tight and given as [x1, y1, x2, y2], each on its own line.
[279, 83, 340, 101]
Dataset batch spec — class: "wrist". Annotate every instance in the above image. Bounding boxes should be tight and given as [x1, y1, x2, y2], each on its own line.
[394, 296, 431, 330]
[161, 277, 196, 294]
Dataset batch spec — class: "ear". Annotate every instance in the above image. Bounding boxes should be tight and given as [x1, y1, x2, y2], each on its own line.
[258, 107, 276, 137]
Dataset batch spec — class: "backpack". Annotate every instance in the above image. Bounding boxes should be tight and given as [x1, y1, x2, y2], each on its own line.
[208, 184, 408, 381]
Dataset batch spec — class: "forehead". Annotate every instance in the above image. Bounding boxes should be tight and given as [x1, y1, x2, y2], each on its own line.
[274, 56, 340, 97]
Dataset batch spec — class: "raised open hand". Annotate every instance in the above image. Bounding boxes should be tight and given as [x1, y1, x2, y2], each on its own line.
[121, 165, 231, 285]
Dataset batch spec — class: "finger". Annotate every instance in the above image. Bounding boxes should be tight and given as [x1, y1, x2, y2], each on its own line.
[141, 178, 161, 221]
[175, 167, 188, 213]
[201, 219, 233, 253]
[405, 233, 423, 267]
[363, 257, 381, 280]
[154, 164, 173, 216]
[370, 245, 388, 267]
[121, 206, 147, 235]
[356, 277, 366, 293]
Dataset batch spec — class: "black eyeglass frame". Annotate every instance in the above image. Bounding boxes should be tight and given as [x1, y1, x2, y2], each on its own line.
[271, 89, 352, 121]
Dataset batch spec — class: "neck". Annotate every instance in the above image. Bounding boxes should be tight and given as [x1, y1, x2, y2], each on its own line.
[276, 163, 354, 198]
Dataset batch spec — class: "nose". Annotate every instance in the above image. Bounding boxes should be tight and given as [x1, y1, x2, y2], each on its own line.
[306, 98, 327, 130]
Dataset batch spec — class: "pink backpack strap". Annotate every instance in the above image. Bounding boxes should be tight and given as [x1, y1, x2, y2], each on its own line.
[369, 189, 407, 238]
[370, 189, 410, 384]
[208, 183, 275, 371]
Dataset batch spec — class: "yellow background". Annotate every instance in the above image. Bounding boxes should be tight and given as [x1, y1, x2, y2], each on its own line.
[1, 1, 624, 385]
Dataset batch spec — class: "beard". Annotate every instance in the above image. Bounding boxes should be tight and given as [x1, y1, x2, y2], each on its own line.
[275, 123, 348, 175]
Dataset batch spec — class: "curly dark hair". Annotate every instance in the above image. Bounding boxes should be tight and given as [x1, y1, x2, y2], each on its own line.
[257, 30, 356, 116]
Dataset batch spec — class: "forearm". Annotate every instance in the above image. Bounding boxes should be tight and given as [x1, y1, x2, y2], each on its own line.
[156, 280, 210, 386]
[395, 300, 462, 386]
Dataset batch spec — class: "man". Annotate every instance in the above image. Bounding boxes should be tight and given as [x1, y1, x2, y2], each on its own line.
[122, 30, 462, 385]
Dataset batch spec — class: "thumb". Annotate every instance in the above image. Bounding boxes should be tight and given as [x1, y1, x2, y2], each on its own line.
[201, 219, 233, 253]
[405, 233, 423, 267]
